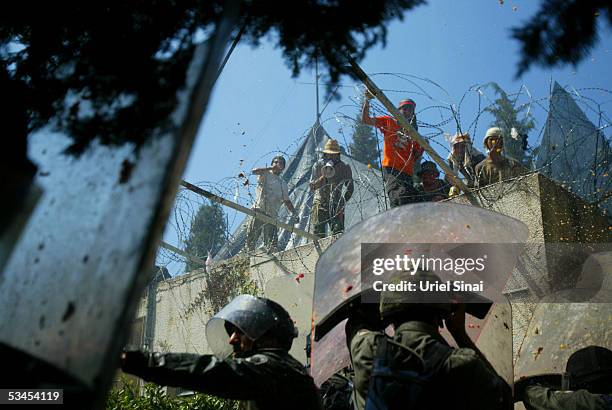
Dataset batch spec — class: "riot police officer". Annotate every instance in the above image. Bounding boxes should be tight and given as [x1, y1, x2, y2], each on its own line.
[346, 271, 512, 410]
[515, 346, 612, 409]
[121, 294, 322, 410]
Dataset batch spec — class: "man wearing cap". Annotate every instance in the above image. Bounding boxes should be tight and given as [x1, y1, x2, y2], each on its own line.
[121, 294, 322, 410]
[474, 127, 526, 189]
[515, 346, 612, 410]
[416, 160, 452, 202]
[446, 132, 485, 188]
[362, 90, 423, 207]
[346, 271, 512, 410]
[246, 155, 297, 252]
[310, 139, 354, 238]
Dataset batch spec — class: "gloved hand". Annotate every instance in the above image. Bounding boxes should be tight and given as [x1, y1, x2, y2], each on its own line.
[120, 350, 150, 374]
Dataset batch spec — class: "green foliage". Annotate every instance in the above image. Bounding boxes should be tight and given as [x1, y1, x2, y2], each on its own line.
[184, 201, 227, 273]
[106, 378, 240, 410]
[349, 116, 380, 168]
[1, 1, 427, 155]
[183, 256, 260, 318]
[203, 257, 260, 316]
[512, 0, 612, 77]
[484, 82, 536, 166]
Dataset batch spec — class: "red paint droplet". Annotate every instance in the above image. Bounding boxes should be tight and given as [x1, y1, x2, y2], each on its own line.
[345, 285, 353, 292]
[468, 323, 475, 328]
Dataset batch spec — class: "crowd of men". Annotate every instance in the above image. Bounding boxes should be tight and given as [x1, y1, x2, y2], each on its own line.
[245, 90, 529, 252]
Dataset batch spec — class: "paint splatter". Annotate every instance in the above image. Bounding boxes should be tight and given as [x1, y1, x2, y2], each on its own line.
[534, 347, 543, 360]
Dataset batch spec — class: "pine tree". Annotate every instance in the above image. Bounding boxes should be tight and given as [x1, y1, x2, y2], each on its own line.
[349, 116, 380, 168]
[184, 201, 227, 273]
[484, 82, 536, 167]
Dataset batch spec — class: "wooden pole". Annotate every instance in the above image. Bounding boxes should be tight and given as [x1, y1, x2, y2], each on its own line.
[180, 180, 321, 241]
[160, 240, 207, 268]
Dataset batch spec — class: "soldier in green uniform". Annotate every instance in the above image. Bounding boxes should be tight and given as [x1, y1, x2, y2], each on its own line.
[515, 346, 612, 410]
[121, 294, 322, 410]
[310, 139, 354, 238]
[474, 127, 526, 188]
[346, 271, 512, 410]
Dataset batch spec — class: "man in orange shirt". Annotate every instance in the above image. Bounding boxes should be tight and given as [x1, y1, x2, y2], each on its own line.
[361, 90, 423, 207]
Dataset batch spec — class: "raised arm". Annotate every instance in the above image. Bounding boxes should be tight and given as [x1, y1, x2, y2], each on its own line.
[361, 89, 377, 126]
[252, 166, 273, 176]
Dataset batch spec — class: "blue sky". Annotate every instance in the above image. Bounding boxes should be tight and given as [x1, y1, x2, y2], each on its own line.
[159, 0, 612, 275]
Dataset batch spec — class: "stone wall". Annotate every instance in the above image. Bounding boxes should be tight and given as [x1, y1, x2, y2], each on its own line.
[133, 172, 611, 366]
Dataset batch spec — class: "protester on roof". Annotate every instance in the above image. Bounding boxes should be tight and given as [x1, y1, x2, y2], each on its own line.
[446, 132, 485, 188]
[246, 155, 297, 253]
[361, 89, 423, 208]
[416, 160, 451, 202]
[309, 139, 354, 238]
[474, 127, 527, 189]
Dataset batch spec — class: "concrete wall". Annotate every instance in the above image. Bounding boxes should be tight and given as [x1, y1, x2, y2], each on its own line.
[133, 172, 611, 367]
[450, 172, 611, 357]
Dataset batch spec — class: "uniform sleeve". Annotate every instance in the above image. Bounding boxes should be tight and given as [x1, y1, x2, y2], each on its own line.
[349, 330, 378, 410]
[447, 348, 512, 410]
[522, 385, 609, 410]
[124, 352, 271, 400]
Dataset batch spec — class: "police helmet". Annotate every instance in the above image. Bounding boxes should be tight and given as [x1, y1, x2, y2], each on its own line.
[206, 294, 298, 358]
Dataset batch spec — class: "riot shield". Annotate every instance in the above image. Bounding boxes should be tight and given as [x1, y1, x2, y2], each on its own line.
[0, 6, 237, 406]
[264, 273, 315, 363]
[311, 300, 515, 387]
[514, 249, 612, 381]
[439, 298, 515, 386]
[311, 202, 527, 387]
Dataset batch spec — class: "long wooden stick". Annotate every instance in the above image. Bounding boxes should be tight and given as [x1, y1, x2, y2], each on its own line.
[180, 180, 321, 241]
[160, 241, 207, 267]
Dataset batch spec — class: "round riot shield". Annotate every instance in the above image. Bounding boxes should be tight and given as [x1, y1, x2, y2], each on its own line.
[313, 202, 528, 336]
[206, 294, 296, 358]
[514, 249, 612, 383]
[311, 202, 527, 387]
